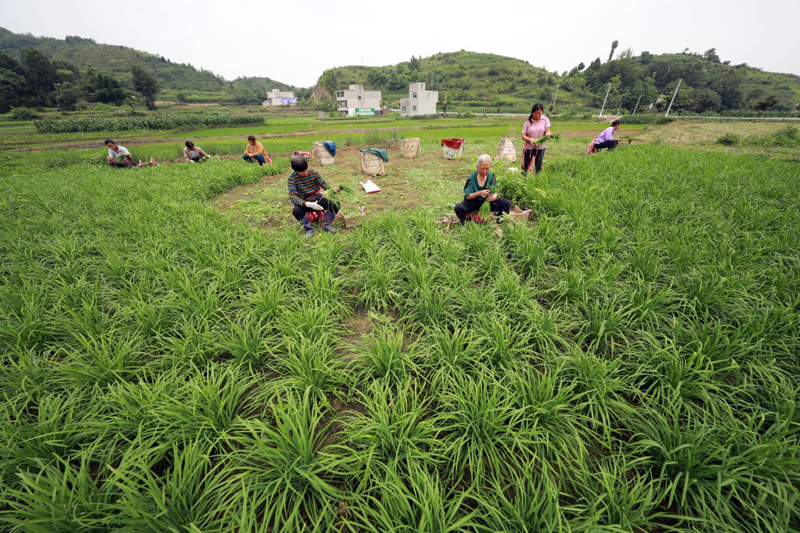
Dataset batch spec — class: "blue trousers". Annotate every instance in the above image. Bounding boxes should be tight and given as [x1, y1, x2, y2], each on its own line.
[243, 154, 266, 165]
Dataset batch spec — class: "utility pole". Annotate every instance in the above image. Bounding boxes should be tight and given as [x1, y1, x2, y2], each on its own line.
[616, 99, 622, 115]
[665, 78, 682, 117]
[632, 95, 642, 116]
[599, 83, 611, 118]
[551, 84, 559, 111]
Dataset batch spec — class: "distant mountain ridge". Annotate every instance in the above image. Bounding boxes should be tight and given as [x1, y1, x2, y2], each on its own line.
[2, 26, 798, 113]
[318, 49, 800, 113]
[318, 51, 560, 108]
[0, 27, 296, 93]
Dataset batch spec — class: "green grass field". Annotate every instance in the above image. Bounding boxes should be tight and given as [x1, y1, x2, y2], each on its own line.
[1, 115, 799, 531]
[0, 113, 649, 170]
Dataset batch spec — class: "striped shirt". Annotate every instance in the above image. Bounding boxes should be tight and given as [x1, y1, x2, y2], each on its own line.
[288, 169, 329, 206]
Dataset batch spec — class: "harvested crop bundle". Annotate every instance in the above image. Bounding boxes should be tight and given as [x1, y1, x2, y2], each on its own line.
[533, 132, 563, 145]
[478, 198, 492, 221]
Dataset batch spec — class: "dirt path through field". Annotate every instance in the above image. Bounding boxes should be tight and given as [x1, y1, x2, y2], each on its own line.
[210, 143, 470, 234]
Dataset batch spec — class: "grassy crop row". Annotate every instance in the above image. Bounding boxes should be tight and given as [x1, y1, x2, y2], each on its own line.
[1, 145, 799, 531]
[33, 112, 265, 134]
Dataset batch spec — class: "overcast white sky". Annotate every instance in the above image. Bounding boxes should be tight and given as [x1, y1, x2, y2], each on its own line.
[2, 0, 799, 87]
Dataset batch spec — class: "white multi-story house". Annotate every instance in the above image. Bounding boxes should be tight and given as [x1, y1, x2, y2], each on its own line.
[400, 82, 438, 116]
[335, 84, 381, 116]
[262, 89, 297, 107]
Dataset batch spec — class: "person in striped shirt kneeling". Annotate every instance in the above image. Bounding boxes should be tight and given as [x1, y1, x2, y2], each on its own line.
[288, 155, 340, 235]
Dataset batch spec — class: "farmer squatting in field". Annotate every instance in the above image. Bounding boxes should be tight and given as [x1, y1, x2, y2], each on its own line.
[105, 139, 159, 168]
[105, 139, 135, 168]
[183, 140, 210, 163]
[454, 154, 512, 236]
[288, 155, 340, 236]
[593, 119, 630, 151]
[243, 135, 272, 165]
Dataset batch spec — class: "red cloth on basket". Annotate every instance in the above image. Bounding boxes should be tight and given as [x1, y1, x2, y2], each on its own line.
[441, 138, 465, 149]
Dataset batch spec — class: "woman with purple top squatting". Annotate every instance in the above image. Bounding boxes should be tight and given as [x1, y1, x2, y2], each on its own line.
[594, 119, 630, 151]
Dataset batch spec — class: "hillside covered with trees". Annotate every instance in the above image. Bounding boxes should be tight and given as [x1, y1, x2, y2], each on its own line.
[319, 51, 562, 111]
[318, 47, 800, 114]
[0, 27, 228, 93]
[0, 46, 154, 113]
[0, 27, 305, 109]
[228, 77, 299, 105]
[565, 46, 800, 114]
[2, 25, 798, 116]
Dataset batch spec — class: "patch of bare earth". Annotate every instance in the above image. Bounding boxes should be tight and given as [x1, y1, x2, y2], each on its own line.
[636, 120, 790, 144]
[211, 143, 468, 232]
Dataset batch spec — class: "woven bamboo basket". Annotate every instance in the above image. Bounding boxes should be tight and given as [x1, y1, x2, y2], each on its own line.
[360, 151, 385, 176]
[494, 139, 517, 162]
[442, 141, 465, 159]
[399, 137, 420, 159]
[312, 142, 336, 165]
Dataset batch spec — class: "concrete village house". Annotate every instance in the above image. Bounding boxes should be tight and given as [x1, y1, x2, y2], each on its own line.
[335, 85, 382, 116]
[400, 82, 438, 116]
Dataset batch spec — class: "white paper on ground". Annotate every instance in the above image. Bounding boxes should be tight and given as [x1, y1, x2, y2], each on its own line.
[360, 179, 381, 193]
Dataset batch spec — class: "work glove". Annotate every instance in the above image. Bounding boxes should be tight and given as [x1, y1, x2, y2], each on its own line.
[305, 201, 323, 211]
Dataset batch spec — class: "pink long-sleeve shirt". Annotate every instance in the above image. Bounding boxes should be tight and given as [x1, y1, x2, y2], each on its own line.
[522, 117, 551, 149]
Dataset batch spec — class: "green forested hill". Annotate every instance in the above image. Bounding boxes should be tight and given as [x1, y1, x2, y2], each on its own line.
[2, 24, 798, 114]
[320, 49, 800, 114]
[230, 77, 298, 96]
[570, 50, 800, 113]
[0, 27, 292, 94]
[319, 51, 562, 109]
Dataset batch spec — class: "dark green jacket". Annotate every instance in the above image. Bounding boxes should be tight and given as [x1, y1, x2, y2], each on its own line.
[463, 171, 496, 201]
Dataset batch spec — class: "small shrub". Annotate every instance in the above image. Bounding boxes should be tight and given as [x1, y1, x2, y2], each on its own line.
[772, 126, 799, 146]
[715, 133, 741, 146]
[623, 115, 674, 125]
[10, 107, 41, 121]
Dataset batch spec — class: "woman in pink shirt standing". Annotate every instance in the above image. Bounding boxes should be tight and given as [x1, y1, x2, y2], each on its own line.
[520, 103, 551, 175]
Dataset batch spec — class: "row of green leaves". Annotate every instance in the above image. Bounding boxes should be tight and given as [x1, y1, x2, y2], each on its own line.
[1, 146, 799, 530]
[34, 112, 264, 134]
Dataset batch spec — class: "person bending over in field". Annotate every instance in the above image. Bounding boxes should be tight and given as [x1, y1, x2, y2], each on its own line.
[105, 139, 158, 168]
[593, 119, 629, 151]
[454, 154, 511, 236]
[184, 140, 209, 163]
[243, 135, 272, 165]
[105, 139, 135, 168]
[288, 155, 340, 236]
